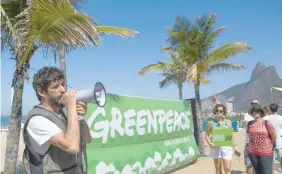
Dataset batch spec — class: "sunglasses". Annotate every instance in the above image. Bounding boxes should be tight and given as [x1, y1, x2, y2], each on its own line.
[216, 110, 223, 113]
[251, 102, 258, 105]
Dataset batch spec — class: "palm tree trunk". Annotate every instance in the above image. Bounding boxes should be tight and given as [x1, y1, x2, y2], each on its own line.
[59, 46, 67, 89]
[178, 83, 183, 100]
[194, 80, 205, 156]
[4, 66, 25, 174]
[4, 47, 37, 174]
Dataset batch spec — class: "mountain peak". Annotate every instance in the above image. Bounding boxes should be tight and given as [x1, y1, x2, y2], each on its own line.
[210, 62, 282, 113]
[250, 62, 266, 81]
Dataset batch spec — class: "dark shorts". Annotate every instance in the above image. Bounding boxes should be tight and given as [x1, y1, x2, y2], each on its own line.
[248, 154, 273, 174]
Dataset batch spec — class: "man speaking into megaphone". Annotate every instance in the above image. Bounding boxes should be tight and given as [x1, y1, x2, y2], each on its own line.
[22, 66, 103, 174]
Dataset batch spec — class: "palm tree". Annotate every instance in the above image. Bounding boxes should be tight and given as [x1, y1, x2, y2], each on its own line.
[165, 14, 252, 155]
[138, 51, 210, 100]
[138, 53, 187, 100]
[1, 0, 137, 173]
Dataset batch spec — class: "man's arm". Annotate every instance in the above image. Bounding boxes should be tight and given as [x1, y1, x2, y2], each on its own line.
[49, 89, 80, 154]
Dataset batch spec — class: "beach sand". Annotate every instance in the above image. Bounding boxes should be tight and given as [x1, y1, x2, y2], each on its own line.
[1, 130, 247, 173]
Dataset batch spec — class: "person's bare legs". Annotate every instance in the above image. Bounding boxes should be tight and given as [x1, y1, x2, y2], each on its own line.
[213, 159, 223, 174]
[246, 166, 253, 174]
[222, 159, 232, 174]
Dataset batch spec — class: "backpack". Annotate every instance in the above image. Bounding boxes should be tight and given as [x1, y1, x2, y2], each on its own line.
[247, 120, 276, 148]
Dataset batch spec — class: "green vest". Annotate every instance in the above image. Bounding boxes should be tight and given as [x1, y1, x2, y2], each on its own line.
[22, 105, 87, 174]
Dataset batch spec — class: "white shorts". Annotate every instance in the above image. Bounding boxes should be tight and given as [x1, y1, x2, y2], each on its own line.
[210, 146, 233, 160]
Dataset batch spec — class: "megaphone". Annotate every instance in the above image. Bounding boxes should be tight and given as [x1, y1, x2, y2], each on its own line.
[75, 82, 107, 107]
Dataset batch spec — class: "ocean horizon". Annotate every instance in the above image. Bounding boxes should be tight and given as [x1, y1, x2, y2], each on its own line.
[1, 115, 26, 129]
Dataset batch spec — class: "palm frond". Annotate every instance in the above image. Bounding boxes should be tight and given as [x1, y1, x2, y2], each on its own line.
[159, 68, 186, 89]
[207, 63, 245, 74]
[138, 61, 172, 76]
[173, 16, 192, 32]
[17, 0, 100, 67]
[186, 63, 198, 83]
[166, 16, 197, 49]
[206, 42, 251, 64]
[159, 73, 178, 89]
[68, 0, 86, 9]
[161, 46, 173, 52]
[1, 5, 15, 37]
[196, 14, 217, 59]
[96, 26, 139, 38]
[1, 1, 21, 52]
[203, 26, 226, 52]
[1, 0, 26, 22]
[199, 77, 211, 85]
[167, 30, 186, 48]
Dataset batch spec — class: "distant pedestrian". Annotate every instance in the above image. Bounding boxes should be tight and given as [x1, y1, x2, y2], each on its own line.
[243, 99, 259, 174]
[264, 103, 282, 173]
[263, 105, 271, 117]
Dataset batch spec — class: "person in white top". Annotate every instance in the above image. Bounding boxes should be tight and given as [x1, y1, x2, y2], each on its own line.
[243, 99, 259, 174]
[263, 103, 282, 172]
[24, 66, 92, 172]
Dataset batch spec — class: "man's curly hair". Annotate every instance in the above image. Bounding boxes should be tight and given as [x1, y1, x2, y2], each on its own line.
[32, 66, 65, 101]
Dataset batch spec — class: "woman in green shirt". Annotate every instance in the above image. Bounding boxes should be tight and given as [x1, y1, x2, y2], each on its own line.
[205, 104, 239, 174]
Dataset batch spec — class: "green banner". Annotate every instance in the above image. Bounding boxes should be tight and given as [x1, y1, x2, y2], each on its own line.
[211, 128, 233, 146]
[84, 94, 200, 173]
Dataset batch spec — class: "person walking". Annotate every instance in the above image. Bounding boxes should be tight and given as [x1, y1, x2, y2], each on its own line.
[263, 105, 271, 117]
[247, 104, 277, 174]
[205, 104, 239, 174]
[22, 66, 92, 174]
[264, 103, 282, 173]
[243, 99, 259, 174]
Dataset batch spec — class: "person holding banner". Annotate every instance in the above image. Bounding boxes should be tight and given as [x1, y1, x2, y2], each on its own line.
[247, 104, 277, 174]
[205, 104, 239, 174]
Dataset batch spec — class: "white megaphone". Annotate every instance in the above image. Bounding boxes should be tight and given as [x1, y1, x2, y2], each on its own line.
[75, 82, 107, 107]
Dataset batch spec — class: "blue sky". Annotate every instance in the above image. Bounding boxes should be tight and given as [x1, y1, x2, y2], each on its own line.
[1, 0, 282, 115]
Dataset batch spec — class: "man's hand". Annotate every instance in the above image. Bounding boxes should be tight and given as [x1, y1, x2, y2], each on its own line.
[77, 101, 87, 116]
[61, 89, 78, 109]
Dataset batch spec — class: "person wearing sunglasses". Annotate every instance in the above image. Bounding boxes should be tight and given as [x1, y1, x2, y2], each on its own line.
[205, 104, 238, 174]
[243, 99, 259, 174]
[247, 104, 277, 174]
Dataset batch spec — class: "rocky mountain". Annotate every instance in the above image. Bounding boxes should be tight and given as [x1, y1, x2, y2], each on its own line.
[204, 62, 282, 113]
